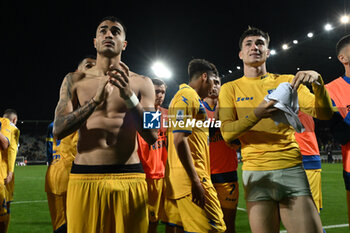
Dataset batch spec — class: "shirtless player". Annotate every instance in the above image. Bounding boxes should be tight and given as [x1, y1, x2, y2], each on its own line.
[53, 16, 157, 233]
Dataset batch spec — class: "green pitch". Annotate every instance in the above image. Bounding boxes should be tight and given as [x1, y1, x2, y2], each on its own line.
[8, 163, 348, 233]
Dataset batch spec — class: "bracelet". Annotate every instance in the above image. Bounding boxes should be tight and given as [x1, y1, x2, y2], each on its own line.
[125, 92, 139, 109]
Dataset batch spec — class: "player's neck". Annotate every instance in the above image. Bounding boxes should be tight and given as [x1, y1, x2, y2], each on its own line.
[95, 54, 121, 75]
[243, 64, 267, 78]
[189, 81, 206, 99]
[345, 64, 350, 78]
[204, 97, 217, 107]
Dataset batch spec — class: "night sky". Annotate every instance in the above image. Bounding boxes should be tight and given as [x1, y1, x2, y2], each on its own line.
[1, 0, 349, 122]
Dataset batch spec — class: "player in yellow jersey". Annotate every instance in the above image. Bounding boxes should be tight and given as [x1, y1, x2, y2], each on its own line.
[219, 27, 333, 233]
[0, 117, 11, 233]
[45, 56, 95, 233]
[164, 59, 226, 233]
[0, 109, 19, 233]
[53, 16, 157, 233]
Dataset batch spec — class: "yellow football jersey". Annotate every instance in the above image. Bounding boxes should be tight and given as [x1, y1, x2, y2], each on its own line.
[46, 131, 78, 194]
[166, 84, 210, 199]
[52, 131, 78, 165]
[0, 118, 17, 181]
[219, 73, 332, 171]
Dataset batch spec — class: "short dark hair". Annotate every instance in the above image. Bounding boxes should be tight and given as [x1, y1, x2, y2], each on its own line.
[151, 78, 167, 89]
[239, 26, 270, 50]
[77, 55, 96, 67]
[3, 109, 17, 118]
[188, 59, 219, 81]
[97, 16, 127, 35]
[336, 34, 350, 56]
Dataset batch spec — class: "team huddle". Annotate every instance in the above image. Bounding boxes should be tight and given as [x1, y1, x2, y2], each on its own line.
[0, 15, 350, 233]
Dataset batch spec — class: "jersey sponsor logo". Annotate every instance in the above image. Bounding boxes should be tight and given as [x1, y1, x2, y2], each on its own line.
[236, 96, 254, 102]
[267, 89, 275, 94]
[143, 111, 161, 129]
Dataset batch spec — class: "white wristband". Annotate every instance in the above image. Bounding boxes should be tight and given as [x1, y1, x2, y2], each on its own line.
[125, 92, 139, 109]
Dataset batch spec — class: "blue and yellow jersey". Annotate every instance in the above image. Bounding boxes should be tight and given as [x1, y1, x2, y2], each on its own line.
[0, 118, 14, 182]
[219, 73, 333, 171]
[2, 122, 20, 173]
[46, 122, 54, 164]
[46, 122, 78, 165]
[166, 84, 210, 199]
[0, 118, 11, 148]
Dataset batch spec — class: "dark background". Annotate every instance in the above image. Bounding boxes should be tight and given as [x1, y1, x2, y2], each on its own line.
[1, 0, 349, 122]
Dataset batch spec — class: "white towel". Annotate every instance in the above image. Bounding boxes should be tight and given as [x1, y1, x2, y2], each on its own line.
[264, 82, 305, 133]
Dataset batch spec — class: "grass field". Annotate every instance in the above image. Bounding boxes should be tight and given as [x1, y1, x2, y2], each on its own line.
[8, 163, 348, 233]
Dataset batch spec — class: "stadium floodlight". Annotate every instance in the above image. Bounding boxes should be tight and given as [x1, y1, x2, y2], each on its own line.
[328, 56, 332, 60]
[297, 67, 300, 70]
[282, 44, 289, 50]
[228, 70, 232, 73]
[340, 15, 350, 24]
[324, 23, 333, 31]
[293, 40, 298, 44]
[151, 61, 172, 79]
[236, 66, 241, 70]
[307, 32, 314, 38]
[270, 49, 276, 55]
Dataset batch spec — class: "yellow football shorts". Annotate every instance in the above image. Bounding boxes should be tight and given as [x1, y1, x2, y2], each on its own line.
[162, 181, 226, 232]
[146, 178, 165, 223]
[305, 169, 322, 213]
[0, 184, 9, 222]
[66, 163, 148, 233]
[213, 181, 239, 209]
[46, 192, 67, 232]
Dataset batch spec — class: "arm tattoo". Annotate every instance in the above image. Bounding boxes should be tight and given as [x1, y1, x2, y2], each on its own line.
[54, 99, 97, 139]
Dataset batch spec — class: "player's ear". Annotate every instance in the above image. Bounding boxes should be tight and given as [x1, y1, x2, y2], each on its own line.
[266, 48, 270, 58]
[122, 40, 128, 51]
[338, 53, 348, 64]
[201, 72, 208, 82]
[239, 50, 243, 60]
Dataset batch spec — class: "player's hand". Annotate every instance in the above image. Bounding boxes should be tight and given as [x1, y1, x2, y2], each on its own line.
[107, 61, 133, 100]
[254, 99, 278, 119]
[93, 76, 113, 105]
[191, 179, 206, 208]
[291, 70, 321, 90]
[4, 172, 13, 185]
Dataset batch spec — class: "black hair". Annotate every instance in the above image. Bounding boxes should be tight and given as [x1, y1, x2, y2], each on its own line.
[77, 55, 96, 67]
[97, 16, 127, 35]
[151, 78, 167, 88]
[188, 59, 219, 81]
[336, 34, 350, 56]
[239, 26, 270, 50]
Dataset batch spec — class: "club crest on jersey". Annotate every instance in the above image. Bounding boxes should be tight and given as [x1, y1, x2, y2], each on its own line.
[176, 110, 184, 121]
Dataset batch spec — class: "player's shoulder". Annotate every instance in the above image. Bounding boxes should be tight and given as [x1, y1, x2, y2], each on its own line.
[325, 76, 343, 87]
[63, 71, 86, 83]
[271, 73, 294, 82]
[130, 71, 153, 87]
[9, 122, 18, 130]
[0, 117, 10, 125]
